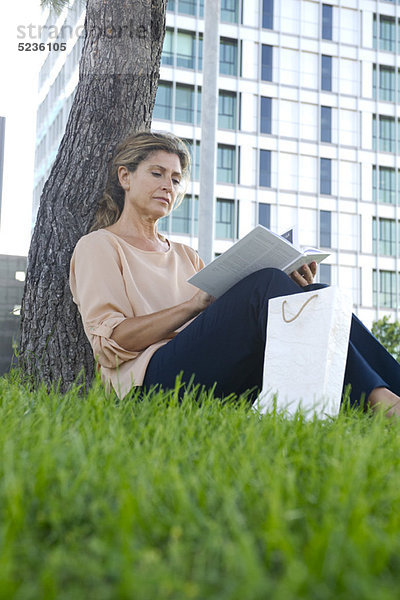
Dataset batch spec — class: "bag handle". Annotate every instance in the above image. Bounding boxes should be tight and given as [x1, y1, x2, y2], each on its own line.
[282, 294, 318, 323]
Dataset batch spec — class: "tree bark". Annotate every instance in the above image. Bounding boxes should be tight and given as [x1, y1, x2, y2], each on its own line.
[19, 0, 167, 390]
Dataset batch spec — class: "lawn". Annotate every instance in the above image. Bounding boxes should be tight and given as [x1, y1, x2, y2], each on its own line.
[0, 372, 399, 599]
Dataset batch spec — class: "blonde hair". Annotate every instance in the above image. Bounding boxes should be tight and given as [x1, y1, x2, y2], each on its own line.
[90, 131, 191, 232]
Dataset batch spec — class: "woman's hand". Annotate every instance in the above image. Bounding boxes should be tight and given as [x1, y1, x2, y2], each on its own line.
[189, 289, 216, 313]
[290, 261, 317, 288]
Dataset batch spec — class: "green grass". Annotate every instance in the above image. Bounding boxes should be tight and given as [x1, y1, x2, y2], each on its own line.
[0, 373, 400, 600]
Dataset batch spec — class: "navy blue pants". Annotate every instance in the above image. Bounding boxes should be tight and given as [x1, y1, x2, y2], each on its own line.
[143, 268, 400, 406]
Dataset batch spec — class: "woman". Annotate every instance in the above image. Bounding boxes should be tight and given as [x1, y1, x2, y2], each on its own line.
[69, 131, 400, 415]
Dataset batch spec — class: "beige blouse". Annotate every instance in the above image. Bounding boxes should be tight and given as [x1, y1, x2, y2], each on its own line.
[69, 229, 204, 398]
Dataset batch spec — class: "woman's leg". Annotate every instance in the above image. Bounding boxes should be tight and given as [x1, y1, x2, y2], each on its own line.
[143, 268, 305, 401]
[143, 269, 400, 408]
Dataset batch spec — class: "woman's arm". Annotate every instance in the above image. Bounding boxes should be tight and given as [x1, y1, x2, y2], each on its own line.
[111, 289, 214, 352]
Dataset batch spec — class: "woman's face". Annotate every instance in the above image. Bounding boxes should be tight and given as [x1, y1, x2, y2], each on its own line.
[118, 150, 183, 221]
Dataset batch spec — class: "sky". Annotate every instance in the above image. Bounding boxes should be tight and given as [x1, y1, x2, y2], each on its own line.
[0, 1, 43, 256]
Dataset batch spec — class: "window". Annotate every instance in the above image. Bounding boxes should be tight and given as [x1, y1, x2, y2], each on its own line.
[217, 145, 236, 183]
[220, 39, 238, 76]
[197, 35, 203, 70]
[261, 45, 273, 81]
[373, 15, 396, 52]
[320, 158, 332, 195]
[321, 55, 332, 91]
[372, 166, 397, 204]
[260, 97, 272, 134]
[177, 31, 195, 69]
[178, 0, 196, 15]
[373, 115, 396, 153]
[221, 0, 238, 23]
[153, 82, 172, 120]
[167, 0, 175, 10]
[159, 194, 198, 235]
[161, 29, 173, 66]
[321, 106, 332, 142]
[373, 270, 398, 308]
[196, 88, 202, 125]
[216, 199, 234, 238]
[171, 195, 192, 234]
[259, 150, 271, 187]
[262, 0, 273, 29]
[183, 139, 200, 180]
[175, 84, 194, 123]
[320, 210, 332, 247]
[218, 91, 237, 129]
[322, 4, 333, 40]
[258, 203, 271, 228]
[319, 264, 331, 285]
[372, 218, 397, 256]
[373, 65, 395, 102]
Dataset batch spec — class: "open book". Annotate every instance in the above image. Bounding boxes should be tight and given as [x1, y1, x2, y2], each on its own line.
[188, 225, 330, 298]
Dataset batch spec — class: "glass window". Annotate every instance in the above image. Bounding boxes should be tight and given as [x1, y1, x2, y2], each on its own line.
[175, 84, 195, 123]
[373, 65, 395, 102]
[259, 149, 271, 187]
[373, 270, 398, 308]
[220, 39, 238, 76]
[260, 97, 272, 134]
[183, 139, 200, 180]
[321, 55, 332, 91]
[321, 106, 331, 142]
[262, 0, 273, 29]
[153, 82, 172, 120]
[379, 15, 396, 52]
[258, 203, 271, 228]
[320, 210, 332, 247]
[217, 145, 236, 183]
[373, 166, 396, 204]
[373, 115, 396, 153]
[320, 158, 331, 195]
[372, 218, 397, 256]
[197, 35, 203, 71]
[218, 91, 237, 129]
[322, 4, 333, 40]
[196, 88, 202, 125]
[161, 29, 174, 66]
[221, 0, 238, 23]
[261, 45, 273, 81]
[178, 0, 196, 15]
[319, 263, 331, 285]
[172, 195, 192, 234]
[177, 31, 195, 69]
[167, 0, 175, 10]
[216, 199, 234, 238]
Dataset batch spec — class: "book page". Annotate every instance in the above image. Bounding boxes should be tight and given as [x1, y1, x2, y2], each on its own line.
[283, 251, 330, 275]
[188, 226, 304, 297]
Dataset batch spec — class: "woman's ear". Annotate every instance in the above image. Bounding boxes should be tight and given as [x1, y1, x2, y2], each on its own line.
[118, 166, 130, 190]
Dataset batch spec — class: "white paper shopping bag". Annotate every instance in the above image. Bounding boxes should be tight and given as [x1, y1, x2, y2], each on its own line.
[257, 286, 352, 419]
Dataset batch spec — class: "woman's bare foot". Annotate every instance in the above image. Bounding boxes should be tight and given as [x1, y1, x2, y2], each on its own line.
[368, 387, 400, 418]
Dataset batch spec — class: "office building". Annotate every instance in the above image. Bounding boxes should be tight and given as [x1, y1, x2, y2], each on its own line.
[0, 117, 5, 227]
[0, 254, 27, 375]
[33, 0, 400, 326]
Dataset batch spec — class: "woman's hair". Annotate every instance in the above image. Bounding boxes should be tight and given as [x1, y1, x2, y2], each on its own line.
[90, 131, 191, 232]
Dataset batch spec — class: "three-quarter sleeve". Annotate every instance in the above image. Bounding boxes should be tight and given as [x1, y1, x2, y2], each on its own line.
[69, 234, 139, 368]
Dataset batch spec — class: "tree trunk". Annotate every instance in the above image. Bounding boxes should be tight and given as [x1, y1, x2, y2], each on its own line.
[19, 0, 167, 390]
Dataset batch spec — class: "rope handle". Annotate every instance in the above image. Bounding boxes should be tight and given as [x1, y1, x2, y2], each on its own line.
[281, 294, 318, 323]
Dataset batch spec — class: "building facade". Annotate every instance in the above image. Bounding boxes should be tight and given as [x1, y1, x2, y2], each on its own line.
[0, 117, 5, 227]
[0, 255, 26, 375]
[33, 0, 400, 326]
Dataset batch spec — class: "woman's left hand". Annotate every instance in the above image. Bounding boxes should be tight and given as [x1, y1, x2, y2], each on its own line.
[290, 261, 317, 287]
